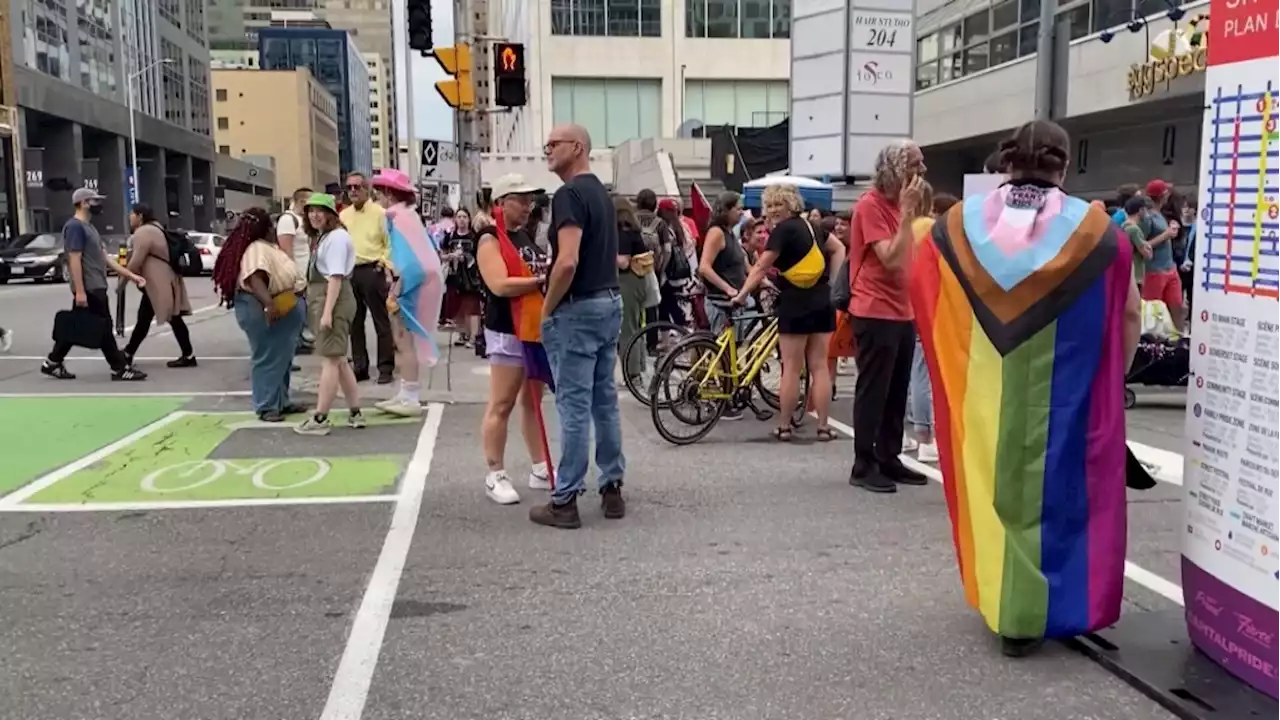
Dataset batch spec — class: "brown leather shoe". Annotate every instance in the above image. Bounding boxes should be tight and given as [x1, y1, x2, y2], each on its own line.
[529, 496, 581, 529]
[601, 485, 626, 519]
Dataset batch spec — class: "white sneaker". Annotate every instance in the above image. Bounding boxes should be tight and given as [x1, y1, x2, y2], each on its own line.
[528, 463, 552, 490]
[380, 398, 424, 418]
[917, 442, 939, 463]
[902, 435, 919, 452]
[485, 471, 521, 505]
[374, 396, 402, 412]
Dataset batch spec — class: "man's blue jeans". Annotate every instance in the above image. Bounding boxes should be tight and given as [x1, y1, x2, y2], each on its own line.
[541, 292, 626, 504]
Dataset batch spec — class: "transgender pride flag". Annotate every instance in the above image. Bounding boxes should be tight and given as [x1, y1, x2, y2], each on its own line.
[387, 205, 445, 365]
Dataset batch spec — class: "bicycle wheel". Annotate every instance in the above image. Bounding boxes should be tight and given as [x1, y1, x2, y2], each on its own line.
[621, 321, 692, 407]
[649, 335, 730, 446]
[754, 347, 812, 425]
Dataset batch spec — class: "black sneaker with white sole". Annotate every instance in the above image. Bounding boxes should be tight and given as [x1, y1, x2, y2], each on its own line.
[40, 361, 75, 380]
[111, 366, 148, 382]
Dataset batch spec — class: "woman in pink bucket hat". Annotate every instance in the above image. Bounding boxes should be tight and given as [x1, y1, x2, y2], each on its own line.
[369, 167, 445, 415]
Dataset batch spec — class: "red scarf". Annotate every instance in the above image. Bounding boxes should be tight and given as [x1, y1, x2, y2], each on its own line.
[493, 206, 544, 343]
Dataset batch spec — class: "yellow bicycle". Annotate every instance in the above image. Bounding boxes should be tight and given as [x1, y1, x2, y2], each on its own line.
[649, 306, 810, 445]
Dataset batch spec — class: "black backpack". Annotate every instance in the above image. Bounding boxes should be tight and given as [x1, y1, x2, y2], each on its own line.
[155, 223, 201, 277]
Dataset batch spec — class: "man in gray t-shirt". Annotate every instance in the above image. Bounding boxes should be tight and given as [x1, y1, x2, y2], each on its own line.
[42, 187, 148, 381]
[63, 215, 108, 294]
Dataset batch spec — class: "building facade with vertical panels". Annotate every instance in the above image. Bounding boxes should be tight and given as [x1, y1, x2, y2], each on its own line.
[482, 0, 794, 153]
[258, 27, 372, 176]
[909, 0, 1210, 197]
[211, 67, 341, 199]
[363, 52, 397, 170]
[9, 0, 217, 234]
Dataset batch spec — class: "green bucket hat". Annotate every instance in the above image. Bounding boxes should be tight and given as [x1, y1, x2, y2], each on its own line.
[304, 192, 338, 214]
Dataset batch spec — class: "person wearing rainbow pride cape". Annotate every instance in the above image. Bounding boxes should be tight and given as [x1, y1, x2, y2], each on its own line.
[910, 120, 1144, 657]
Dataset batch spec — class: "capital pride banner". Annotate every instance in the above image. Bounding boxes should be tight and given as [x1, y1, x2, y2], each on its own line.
[1183, 0, 1279, 698]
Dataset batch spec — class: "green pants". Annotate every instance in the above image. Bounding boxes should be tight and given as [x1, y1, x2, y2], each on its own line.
[618, 271, 648, 378]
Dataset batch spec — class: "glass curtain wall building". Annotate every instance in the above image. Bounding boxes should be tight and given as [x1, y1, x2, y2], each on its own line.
[258, 27, 372, 176]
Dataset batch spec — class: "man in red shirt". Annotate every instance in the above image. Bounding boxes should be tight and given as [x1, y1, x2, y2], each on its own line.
[848, 141, 929, 493]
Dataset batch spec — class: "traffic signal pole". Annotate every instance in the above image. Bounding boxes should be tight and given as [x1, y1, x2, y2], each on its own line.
[454, 0, 481, 212]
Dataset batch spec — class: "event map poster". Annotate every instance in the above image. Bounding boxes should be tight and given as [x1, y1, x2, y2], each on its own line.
[1184, 0, 1280, 698]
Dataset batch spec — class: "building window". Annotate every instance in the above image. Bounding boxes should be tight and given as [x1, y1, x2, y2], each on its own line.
[160, 38, 186, 126]
[552, 77, 661, 148]
[158, 0, 181, 28]
[216, 88, 227, 101]
[551, 0, 661, 36]
[74, 0, 118, 96]
[218, 145, 231, 155]
[684, 79, 789, 128]
[914, 0, 1054, 90]
[27, 0, 70, 81]
[686, 0, 791, 39]
[217, 117, 229, 130]
[186, 0, 205, 42]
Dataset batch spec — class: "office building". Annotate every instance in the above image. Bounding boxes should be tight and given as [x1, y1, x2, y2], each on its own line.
[482, 0, 793, 153]
[258, 27, 372, 176]
[214, 154, 276, 229]
[212, 68, 341, 198]
[11, 0, 216, 234]
[363, 52, 398, 170]
[911, 0, 1209, 196]
[208, 1, 394, 64]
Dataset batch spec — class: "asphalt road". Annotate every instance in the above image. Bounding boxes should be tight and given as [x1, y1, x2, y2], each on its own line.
[0, 278, 1192, 719]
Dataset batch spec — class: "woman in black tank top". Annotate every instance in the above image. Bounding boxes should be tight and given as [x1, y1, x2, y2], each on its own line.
[697, 192, 748, 336]
[473, 183, 552, 506]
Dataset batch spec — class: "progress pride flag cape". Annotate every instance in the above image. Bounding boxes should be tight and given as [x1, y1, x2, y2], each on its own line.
[910, 183, 1133, 640]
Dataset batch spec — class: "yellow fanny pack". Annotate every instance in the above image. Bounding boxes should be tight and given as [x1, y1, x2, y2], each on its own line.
[630, 251, 655, 277]
[781, 221, 826, 289]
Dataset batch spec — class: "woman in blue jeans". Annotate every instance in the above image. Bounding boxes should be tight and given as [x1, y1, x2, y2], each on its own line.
[213, 208, 307, 422]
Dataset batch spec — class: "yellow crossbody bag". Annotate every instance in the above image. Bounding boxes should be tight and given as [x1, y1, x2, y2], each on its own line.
[781, 220, 826, 289]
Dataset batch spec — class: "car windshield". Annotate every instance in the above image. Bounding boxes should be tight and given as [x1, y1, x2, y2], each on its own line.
[21, 234, 60, 251]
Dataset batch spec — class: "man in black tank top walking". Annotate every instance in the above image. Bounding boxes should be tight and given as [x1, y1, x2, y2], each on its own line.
[529, 124, 627, 529]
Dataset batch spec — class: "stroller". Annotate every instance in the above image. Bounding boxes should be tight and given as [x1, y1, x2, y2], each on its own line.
[1124, 299, 1189, 408]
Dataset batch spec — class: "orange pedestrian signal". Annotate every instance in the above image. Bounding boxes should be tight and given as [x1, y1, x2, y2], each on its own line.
[493, 43, 524, 77]
[492, 43, 526, 108]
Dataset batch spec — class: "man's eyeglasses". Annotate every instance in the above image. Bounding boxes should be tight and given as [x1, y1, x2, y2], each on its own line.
[543, 139, 574, 154]
[345, 184, 364, 191]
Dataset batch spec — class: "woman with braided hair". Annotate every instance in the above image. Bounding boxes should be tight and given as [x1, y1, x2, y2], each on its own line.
[213, 207, 308, 422]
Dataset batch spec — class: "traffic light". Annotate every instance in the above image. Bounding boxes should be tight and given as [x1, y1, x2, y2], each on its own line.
[407, 0, 433, 53]
[492, 42, 527, 108]
[433, 44, 475, 110]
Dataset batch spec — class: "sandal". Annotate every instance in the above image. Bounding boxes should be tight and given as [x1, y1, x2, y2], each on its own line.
[815, 427, 837, 442]
[771, 426, 793, 442]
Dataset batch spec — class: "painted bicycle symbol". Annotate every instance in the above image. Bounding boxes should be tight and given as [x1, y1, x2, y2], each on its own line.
[140, 459, 332, 493]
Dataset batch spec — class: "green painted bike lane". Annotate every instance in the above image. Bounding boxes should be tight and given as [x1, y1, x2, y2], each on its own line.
[0, 397, 189, 497]
[1, 400, 422, 508]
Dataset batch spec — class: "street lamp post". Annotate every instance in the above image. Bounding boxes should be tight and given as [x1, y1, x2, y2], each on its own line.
[127, 58, 172, 206]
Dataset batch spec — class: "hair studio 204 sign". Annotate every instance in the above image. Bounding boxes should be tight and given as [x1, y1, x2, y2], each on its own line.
[1127, 20, 1210, 99]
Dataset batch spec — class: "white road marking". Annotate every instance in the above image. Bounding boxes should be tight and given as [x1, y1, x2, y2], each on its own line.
[0, 355, 250, 361]
[2, 495, 399, 513]
[817, 414, 1185, 607]
[123, 302, 226, 337]
[1125, 441, 1185, 486]
[0, 411, 188, 508]
[0, 391, 252, 398]
[320, 402, 444, 720]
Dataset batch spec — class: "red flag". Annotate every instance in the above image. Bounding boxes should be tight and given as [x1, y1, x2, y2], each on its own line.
[689, 182, 712, 247]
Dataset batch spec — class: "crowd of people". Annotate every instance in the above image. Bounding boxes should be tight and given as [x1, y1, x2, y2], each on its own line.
[15, 117, 1161, 661]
